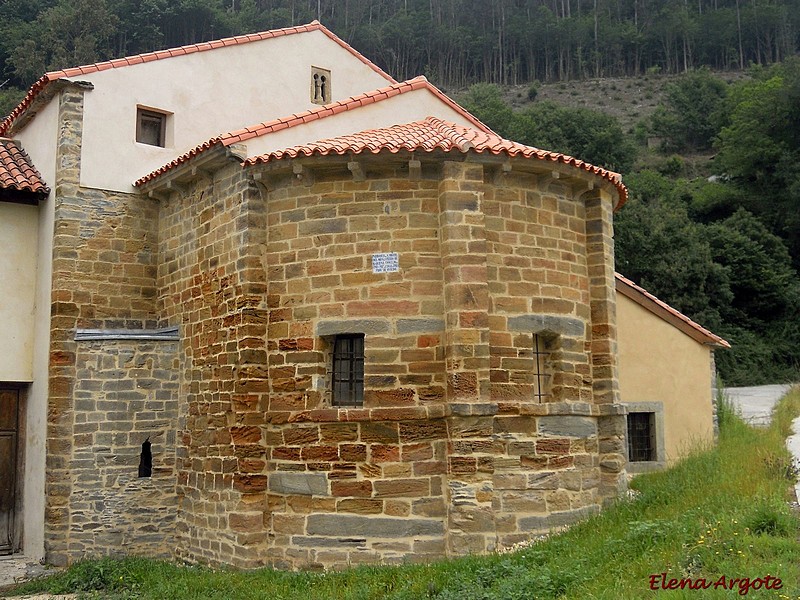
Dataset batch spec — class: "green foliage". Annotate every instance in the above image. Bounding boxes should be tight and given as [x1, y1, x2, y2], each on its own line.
[615, 177, 731, 328]
[43, 556, 144, 594]
[0, 87, 24, 117]
[715, 59, 800, 193]
[6, 0, 119, 86]
[708, 209, 799, 327]
[714, 58, 800, 270]
[461, 84, 636, 173]
[616, 172, 800, 385]
[650, 69, 728, 152]
[746, 498, 796, 536]
[458, 83, 514, 134]
[516, 101, 637, 172]
[0, 0, 796, 93]
[526, 81, 539, 101]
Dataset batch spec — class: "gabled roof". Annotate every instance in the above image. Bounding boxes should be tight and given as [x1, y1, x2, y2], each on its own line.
[615, 272, 730, 348]
[134, 76, 493, 187]
[245, 116, 628, 204]
[0, 21, 394, 136]
[0, 138, 49, 201]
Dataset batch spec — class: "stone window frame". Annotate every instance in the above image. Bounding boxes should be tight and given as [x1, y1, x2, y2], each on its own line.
[506, 314, 586, 403]
[623, 401, 666, 473]
[310, 66, 332, 105]
[316, 320, 391, 408]
[135, 106, 172, 148]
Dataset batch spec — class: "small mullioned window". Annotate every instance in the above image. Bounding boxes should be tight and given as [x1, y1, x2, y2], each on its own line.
[311, 66, 331, 105]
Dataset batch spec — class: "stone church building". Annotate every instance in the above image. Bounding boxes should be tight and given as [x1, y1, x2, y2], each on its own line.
[0, 21, 725, 569]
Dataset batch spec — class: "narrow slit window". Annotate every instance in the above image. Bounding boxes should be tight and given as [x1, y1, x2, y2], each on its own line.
[627, 412, 656, 462]
[138, 437, 152, 477]
[532, 333, 550, 402]
[136, 108, 167, 147]
[332, 334, 364, 406]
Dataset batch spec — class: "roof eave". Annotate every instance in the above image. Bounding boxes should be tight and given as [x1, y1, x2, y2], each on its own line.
[2, 79, 94, 137]
[0, 188, 48, 204]
[615, 274, 730, 349]
[136, 142, 246, 196]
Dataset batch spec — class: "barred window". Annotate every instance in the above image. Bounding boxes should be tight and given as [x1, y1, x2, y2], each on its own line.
[532, 333, 551, 402]
[332, 334, 364, 406]
[627, 412, 656, 462]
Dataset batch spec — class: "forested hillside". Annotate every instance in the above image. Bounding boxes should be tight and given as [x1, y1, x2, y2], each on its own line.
[1, 0, 798, 384]
[1, 0, 799, 94]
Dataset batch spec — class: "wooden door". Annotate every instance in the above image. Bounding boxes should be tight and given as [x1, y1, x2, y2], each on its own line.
[0, 388, 18, 554]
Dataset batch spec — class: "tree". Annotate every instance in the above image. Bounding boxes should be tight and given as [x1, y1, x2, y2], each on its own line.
[514, 101, 637, 172]
[650, 68, 728, 152]
[707, 208, 799, 330]
[458, 83, 515, 134]
[706, 209, 800, 384]
[460, 85, 637, 173]
[614, 188, 731, 331]
[8, 0, 118, 86]
[714, 58, 800, 269]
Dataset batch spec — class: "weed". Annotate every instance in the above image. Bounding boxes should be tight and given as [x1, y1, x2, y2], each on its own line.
[746, 499, 795, 536]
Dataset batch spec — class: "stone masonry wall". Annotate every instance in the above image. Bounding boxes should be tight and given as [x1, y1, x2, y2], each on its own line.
[261, 164, 449, 568]
[158, 166, 270, 567]
[46, 87, 168, 565]
[248, 157, 626, 568]
[68, 340, 179, 556]
[149, 152, 623, 569]
[39, 77, 623, 570]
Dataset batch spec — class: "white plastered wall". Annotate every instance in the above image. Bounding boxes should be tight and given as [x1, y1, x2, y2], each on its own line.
[75, 29, 391, 193]
[0, 203, 37, 381]
[240, 87, 479, 156]
[13, 96, 59, 560]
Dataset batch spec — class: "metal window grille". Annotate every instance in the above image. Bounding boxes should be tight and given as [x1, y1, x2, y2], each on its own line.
[627, 412, 656, 462]
[332, 334, 364, 407]
[532, 333, 550, 402]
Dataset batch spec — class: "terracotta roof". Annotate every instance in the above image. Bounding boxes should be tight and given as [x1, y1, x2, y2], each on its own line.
[134, 76, 493, 187]
[245, 116, 628, 204]
[615, 272, 730, 348]
[0, 21, 394, 136]
[0, 138, 49, 196]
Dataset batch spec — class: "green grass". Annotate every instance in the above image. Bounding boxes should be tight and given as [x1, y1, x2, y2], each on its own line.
[6, 388, 800, 600]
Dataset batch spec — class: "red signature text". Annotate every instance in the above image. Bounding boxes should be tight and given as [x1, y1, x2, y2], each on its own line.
[648, 573, 782, 595]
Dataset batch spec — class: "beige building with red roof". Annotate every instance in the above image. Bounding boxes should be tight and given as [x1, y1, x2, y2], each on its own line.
[0, 21, 724, 569]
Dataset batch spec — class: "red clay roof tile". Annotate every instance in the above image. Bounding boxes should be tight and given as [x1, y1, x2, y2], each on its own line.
[135, 76, 493, 187]
[0, 138, 49, 195]
[615, 272, 730, 348]
[0, 21, 394, 136]
[243, 116, 628, 204]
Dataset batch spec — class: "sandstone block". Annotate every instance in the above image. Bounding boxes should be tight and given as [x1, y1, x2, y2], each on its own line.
[306, 514, 443, 537]
[538, 416, 597, 438]
[268, 472, 329, 496]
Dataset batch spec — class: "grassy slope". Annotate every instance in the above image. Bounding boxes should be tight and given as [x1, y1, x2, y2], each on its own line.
[5, 389, 800, 600]
[494, 71, 748, 134]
